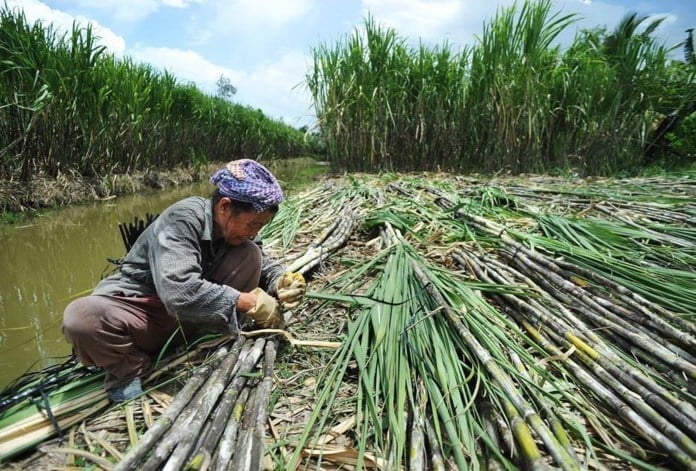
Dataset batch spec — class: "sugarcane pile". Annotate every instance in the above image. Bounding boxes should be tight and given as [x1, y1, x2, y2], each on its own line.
[267, 173, 694, 470]
[5, 172, 694, 470]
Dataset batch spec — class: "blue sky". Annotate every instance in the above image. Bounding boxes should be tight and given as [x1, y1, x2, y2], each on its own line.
[7, 0, 696, 128]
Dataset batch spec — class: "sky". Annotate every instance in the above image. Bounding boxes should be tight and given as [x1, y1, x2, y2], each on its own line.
[6, 0, 696, 128]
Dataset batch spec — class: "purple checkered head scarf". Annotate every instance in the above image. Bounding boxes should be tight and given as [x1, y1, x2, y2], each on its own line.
[210, 159, 284, 212]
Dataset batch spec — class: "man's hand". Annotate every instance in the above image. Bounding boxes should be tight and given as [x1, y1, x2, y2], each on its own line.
[275, 272, 306, 309]
[245, 287, 284, 329]
[236, 292, 257, 313]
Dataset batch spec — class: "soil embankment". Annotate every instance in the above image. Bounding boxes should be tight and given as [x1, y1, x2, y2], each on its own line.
[0, 165, 214, 218]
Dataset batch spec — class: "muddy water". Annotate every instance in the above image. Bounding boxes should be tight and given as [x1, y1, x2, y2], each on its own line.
[0, 180, 238, 388]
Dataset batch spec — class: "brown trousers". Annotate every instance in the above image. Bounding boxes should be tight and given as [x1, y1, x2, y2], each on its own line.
[63, 240, 261, 389]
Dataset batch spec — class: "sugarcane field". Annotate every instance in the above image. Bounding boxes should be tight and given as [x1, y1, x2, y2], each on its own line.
[1, 172, 694, 470]
[1, 0, 696, 469]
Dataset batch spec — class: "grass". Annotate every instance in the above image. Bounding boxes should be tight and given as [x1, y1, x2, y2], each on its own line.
[265, 157, 330, 192]
[1, 210, 28, 224]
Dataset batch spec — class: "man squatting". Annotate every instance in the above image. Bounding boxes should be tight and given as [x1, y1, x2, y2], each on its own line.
[62, 159, 306, 402]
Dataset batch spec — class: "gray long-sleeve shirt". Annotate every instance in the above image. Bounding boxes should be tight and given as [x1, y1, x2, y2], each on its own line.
[93, 196, 283, 331]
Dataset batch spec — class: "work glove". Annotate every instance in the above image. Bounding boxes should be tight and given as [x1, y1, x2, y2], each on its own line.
[275, 272, 307, 309]
[246, 287, 284, 329]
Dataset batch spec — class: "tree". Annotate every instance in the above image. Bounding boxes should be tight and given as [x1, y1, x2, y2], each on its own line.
[216, 74, 237, 100]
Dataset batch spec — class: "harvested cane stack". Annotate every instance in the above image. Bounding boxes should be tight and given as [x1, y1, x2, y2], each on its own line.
[282, 174, 694, 470]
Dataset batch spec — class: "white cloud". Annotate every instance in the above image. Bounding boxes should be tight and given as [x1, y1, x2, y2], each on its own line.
[127, 46, 242, 90]
[161, 0, 200, 7]
[209, 0, 313, 35]
[357, 0, 666, 53]
[5, 0, 126, 55]
[641, 13, 684, 50]
[551, 1, 683, 49]
[555, 0, 628, 29]
[186, 26, 215, 46]
[73, 0, 201, 22]
[241, 51, 314, 125]
[74, 0, 158, 22]
[360, 0, 464, 41]
[358, 0, 527, 48]
[357, 0, 687, 53]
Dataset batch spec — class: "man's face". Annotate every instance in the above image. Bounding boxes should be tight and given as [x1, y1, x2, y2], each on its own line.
[215, 198, 274, 245]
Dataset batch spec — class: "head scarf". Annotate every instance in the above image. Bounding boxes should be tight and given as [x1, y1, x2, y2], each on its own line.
[210, 159, 284, 212]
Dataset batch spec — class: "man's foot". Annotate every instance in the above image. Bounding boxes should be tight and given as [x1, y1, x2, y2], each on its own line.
[108, 377, 143, 402]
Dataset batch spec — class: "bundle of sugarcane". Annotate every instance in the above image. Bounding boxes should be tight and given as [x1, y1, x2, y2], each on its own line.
[288, 205, 569, 468]
[0, 363, 108, 463]
[111, 337, 269, 470]
[0, 327, 277, 467]
[452, 245, 696, 465]
[419, 177, 695, 467]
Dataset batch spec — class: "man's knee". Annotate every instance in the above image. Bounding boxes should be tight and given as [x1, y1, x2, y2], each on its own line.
[63, 296, 101, 339]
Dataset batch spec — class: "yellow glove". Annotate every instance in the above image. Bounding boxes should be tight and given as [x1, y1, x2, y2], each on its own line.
[246, 288, 284, 329]
[275, 272, 306, 309]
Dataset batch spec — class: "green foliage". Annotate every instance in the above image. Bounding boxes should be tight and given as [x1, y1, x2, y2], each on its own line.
[0, 6, 310, 181]
[1, 210, 24, 224]
[309, 0, 693, 175]
[665, 112, 696, 164]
